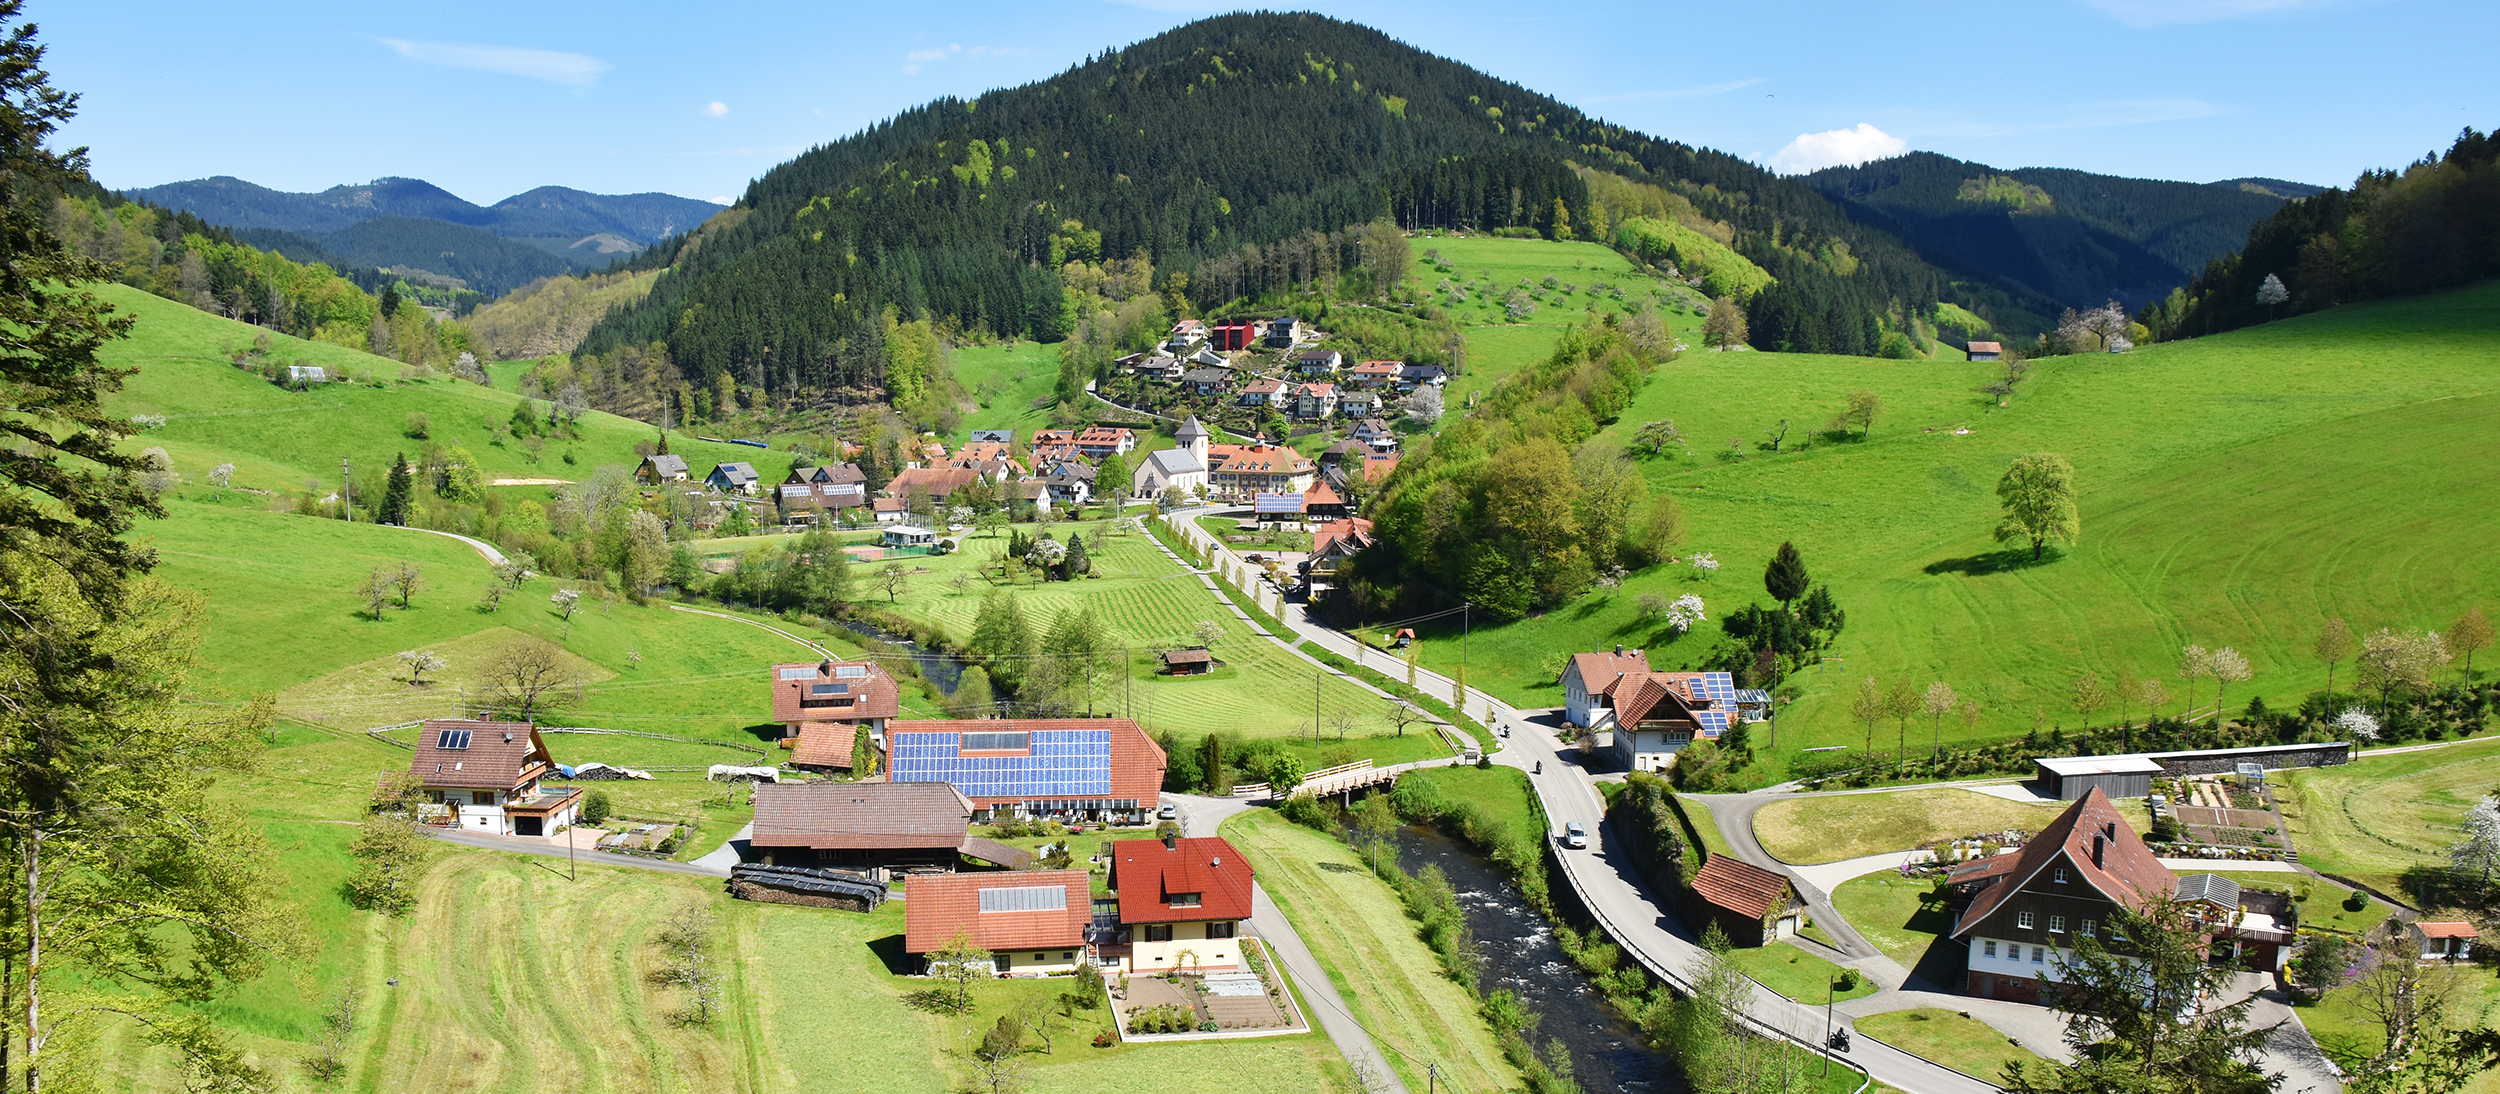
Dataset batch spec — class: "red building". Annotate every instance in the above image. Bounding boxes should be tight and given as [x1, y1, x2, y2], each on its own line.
[1211, 320, 1259, 351]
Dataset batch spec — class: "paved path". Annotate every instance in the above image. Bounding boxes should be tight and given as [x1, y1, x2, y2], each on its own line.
[1166, 793, 1410, 1094]
[388, 523, 508, 565]
[668, 604, 836, 657]
[692, 822, 755, 872]
[425, 827, 730, 879]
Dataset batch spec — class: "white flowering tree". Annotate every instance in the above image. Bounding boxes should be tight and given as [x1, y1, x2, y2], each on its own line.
[2335, 707, 2380, 742]
[1664, 594, 1707, 635]
[2209, 647, 2252, 722]
[2451, 796, 2500, 885]
[2256, 273, 2289, 320]
[1689, 552, 1719, 576]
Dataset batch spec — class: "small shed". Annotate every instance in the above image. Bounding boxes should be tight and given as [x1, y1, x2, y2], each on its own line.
[1686, 854, 1802, 947]
[1161, 648, 1216, 676]
[2414, 921, 2479, 962]
[2234, 762, 2266, 785]
[1967, 340, 2004, 362]
[2033, 754, 2164, 801]
[882, 525, 938, 548]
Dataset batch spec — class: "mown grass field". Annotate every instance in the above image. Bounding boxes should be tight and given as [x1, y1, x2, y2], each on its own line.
[1224, 809, 1525, 1094]
[1406, 280, 2500, 781]
[1722, 943, 1878, 1003]
[97, 282, 788, 499]
[103, 727, 1343, 1091]
[2278, 737, 2500, 897]
[1753, 789, 2151, 865]
[1855, 1008, 2043, 1082]
[955, 340, 1062, 434]
[1831, 872, 1956, 972]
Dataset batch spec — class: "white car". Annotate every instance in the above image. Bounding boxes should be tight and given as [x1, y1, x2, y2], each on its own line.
[1562, 821, 1588, 850]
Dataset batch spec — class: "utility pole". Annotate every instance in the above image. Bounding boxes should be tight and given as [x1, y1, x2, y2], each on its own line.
[1823, 976, 1836, 1076]
[340, 457, 353, 521]
[1427, 1062, 1439, 1094]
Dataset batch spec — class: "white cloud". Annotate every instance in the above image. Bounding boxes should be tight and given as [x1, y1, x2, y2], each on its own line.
[377, 39, 609, 88]
[1586, 78, 1766, 105]
[901, 43, 1026, 76]
[704, 101, 730, 119]
[1765, 123, 1908, 175]
[2084, 0, 2339, 28]
[709, 195, 733, 205]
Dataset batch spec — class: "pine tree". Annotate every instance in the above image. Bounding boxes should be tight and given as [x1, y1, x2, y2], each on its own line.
[379, 452, 415, 526]
[1763, 541, 1809, 605]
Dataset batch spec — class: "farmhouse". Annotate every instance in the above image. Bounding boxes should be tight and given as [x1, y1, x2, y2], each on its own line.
[635, 454, 691, 485]
[905, 869, 1098, 976]
[705, 461, 761, 495]
[746, 781, 1028, 872]
[885, 466, 982, 506]
[776, 464, 870, 525]
[770, 659, 902, 739]
[1562, 647, 1649, 726]
[1688, 854, 1803, 946]
[1605, 671, 1740, 771]
[1950, 787, 2175, 1004]
[1133, 416, 1211, 500]
[885, 718, 1165, 823]
[1305, 517, 1372, 585]
[1108, 834, 1254, 973]
[407, 719, 581, 837]
[1253, 492, 1306, 522]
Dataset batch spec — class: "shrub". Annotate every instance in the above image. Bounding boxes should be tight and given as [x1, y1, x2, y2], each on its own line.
[1093, 1031, 1114, 1048]
[581, 790, 612, 825]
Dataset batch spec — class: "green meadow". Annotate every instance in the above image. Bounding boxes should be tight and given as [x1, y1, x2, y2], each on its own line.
[954, 339, 1064, 434]
[1405, 279, 2500, 776]
[1405, 234, 1705, 406]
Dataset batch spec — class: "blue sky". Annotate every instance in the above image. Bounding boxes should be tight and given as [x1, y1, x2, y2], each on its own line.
[45, 0, 2496, 206]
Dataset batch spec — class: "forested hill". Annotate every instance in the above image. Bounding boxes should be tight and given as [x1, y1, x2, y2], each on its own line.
[129, 176, 721, 243]
[1803, 152, 2296, 313]
[581, 11, 1981, 400]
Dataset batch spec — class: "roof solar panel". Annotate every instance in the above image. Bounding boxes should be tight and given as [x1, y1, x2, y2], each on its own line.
[436, 729, 472, 750]
[778, 667, 815, 681]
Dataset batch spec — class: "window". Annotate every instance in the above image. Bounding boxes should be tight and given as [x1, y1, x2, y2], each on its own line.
[2031, 946, 2045, 964]
[2053, 867, 2068, 883]
[1063, 951, 1075, 961]
[993, 954, 1012, 972]
[1034, 953, 1046, 962]
[1145, 925, 1173, 943]
[1207, 921, 1235, 939]
[1169, 892, 1203, 908]
[2017, 911, 2035, 930]
[2049, 916, 2066, 933]
[1983, 940, 1998, 958]
[473, 791, 495, 806]
[2082, 919, 2096, 936]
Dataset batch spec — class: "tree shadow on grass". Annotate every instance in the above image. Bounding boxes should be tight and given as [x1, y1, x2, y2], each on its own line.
[1923, 547, 2063, 577]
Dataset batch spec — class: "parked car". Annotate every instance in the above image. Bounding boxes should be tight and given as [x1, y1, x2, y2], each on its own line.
[1562, 821, 1588, 849]
[1157, 803, 1178, 821]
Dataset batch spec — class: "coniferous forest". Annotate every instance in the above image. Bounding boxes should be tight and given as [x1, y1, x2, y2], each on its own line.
[580, 12, 1981, 410]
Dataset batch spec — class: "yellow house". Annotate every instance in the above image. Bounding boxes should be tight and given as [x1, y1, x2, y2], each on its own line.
[1109, 834, 1254, 974]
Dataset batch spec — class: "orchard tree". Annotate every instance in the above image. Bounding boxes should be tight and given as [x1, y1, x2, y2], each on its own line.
[1994, 453, 2079, 561]
[2359, 628, 2451, 718]
[397, 648, 446, 685]
[2256, 272, 2290, 320]
[875, 562, 910, 603]
[1921, 680, 1959, 766]
[2449, 796, 2500, 888]
[2318, 617, 2356, 698]
[2450, 608, 2493, 683]
[1633, 419, 1683, 458]
[1851, 676, 1886, 760]
[1702, 295, 1749, 350]
[2209, 647, 2252, 724]
[1834, 389, 1881, 438]
[2178, 644, 2213, 719]
[2071, 672, 2110, 730]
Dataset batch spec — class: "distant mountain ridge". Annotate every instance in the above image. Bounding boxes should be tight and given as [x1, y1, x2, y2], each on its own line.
[127, 175, 721, 244]
[1804, 153, 2311, 311]
[128, 176, 723, 298]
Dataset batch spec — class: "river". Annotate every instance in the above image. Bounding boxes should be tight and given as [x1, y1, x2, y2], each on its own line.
[1396, 825, 1668, 1093]
[836, 620, 965, 693]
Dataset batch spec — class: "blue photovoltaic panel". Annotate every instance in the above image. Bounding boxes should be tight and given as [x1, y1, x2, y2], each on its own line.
[891, 729, 1112, 798]
[436, 729, 472, 750]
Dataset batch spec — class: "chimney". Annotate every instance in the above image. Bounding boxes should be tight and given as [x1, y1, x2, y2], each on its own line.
[2093, 836, 2106, 868]
[1162, 833, 1178, 851]
[1615, 644, 1623, 656]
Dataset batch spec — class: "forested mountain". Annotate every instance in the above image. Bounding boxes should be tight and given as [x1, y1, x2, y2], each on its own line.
[1803, 153, 2298, 317]
[2141, 125, 2500, 341]
[579, 11, 1991, 405]
[127, 176, 721, 296]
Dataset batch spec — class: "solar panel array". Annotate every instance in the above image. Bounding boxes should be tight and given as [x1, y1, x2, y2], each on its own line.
[979, 885, 1070, 913]
[436, 728, 473, 750]
[778, 667, 815, 681]
[1694, 672, 1737, 708]
[835, 665, 868, 679]
[891, 728, 1112, 799]
[961, 731, 1030, 752]
[811, 683, 850, 696]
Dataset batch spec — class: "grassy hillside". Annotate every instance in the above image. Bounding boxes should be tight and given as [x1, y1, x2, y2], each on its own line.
[97, 282, 788, 496]
[1407, 279, 2500, 774]
[955, 340, 1062, 434]
[1405, 235, 1705, 406]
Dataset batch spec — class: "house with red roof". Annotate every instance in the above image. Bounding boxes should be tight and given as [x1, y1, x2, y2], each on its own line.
[1293, 382, 1339, 420]
[1108, 834, 1254, 973]
[1206, 441, 1314, 499]
[407, 719, 580, 836]
[905, 869, 1097, 976]
[2414, 921, 2480, 962]
[885, 718, 1165, 824]
[746, 781, 1023, 871]
[1563, 647, 1652, 727]
[770, 660, 902, 741]
[1688, 854, 1802, 946]
[1239, 378, 1290, 409]
[1348, 360, 1403, 387]
[1950, 787, 2178, 1004]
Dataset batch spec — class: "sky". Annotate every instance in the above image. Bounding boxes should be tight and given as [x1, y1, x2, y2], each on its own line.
[43, 0, 2498, 206]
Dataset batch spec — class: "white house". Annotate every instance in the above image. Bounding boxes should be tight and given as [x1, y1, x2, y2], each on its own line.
[408, 720, 580, 836]
[1562, 647, 1651, 727]
[2415, 921, 2479, 962]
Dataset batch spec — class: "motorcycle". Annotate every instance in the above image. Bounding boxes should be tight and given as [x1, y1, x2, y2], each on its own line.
[1533, 760, 1543, 774]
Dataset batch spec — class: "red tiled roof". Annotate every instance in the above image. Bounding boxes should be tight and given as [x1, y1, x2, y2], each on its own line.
[1207, 444, 1312, 474]
[1304, 480, 1342, 506]
[789, 723, 858, 769]
[1298, 382, 1336, 397]
[1112, 837, 1254, 924]
[1364, 453, 1399, 481]
[749, 782, 972, 851]
[1311, 517, 1374, 558]
[409, 719, 551, 791]
[1952, 787, 2176, 939]
[1968, 341, 2004, 353]
[1948, 854, 2021, 886]
[2418, 921, 2481, 939]
[886, 467, 980, 500]
[771, 660, 903, 725]
[1691, 854, 1794, 919]
[1352, 360, 1402, 375]
[904, 869, 1093, 954]
[1567, 650, 1652, 700]
[1613, 674, 1702, 730]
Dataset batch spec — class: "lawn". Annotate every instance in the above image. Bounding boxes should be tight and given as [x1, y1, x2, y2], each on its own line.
[1401, 279, 2500, 782]
[2278, 736, 2500, 898]
[1753, 789, 2151, 865]
[98, 282, 790, 502]
[1224, 808, 1526, 1094]
[954, 340, 1062, 434]
[1830, 872, 1959, 978]
[1404, 235, 1704, 408]
[1721, 942, 1878, 1004]
[1397, 764, 1545, 838]
[1855, 1008, 2044, 1084]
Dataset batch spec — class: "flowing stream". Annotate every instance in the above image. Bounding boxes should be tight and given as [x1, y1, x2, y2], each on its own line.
[836, 620, 965, 693]
[1395, 825, 1667, 1093]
